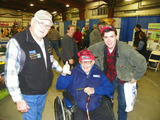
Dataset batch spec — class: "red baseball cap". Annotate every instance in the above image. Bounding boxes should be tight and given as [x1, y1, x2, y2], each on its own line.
[77, 49, 95, 61]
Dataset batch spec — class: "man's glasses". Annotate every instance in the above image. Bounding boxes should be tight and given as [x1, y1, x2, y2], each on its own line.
[35, 19, 51, 30]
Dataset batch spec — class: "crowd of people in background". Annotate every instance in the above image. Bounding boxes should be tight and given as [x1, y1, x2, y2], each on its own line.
[46, 21, 105, 65]
[0, 25, 24, 38]
[1, 19, 107, 55]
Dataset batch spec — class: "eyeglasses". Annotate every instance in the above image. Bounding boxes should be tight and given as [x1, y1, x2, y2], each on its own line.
[80, 61, 92, 64]
[35, 19, 51, 30]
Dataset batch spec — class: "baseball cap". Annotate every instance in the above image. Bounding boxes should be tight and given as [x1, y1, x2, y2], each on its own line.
[77, 49, 95, 61]
[100, 26, 117, 35]
[34, 10, 53, 23]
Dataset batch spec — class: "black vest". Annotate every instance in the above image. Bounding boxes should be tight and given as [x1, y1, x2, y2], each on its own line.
[13, 27, 53, 95]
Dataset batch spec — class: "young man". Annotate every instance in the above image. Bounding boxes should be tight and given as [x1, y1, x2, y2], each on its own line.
[88, 26, 147, 120]
[56, 49, 114, 120]
[60, 25, 78, 67]
[5, 10, 62, 120]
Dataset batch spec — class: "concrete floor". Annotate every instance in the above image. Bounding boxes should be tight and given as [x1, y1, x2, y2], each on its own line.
[0, 57, 160, 120]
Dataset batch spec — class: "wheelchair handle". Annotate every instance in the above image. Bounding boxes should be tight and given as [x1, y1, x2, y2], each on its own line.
[76, 88, 85, 91]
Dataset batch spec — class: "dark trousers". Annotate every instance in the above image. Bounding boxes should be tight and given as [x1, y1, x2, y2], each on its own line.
[77, 43, 82, 51]
[74, 105, 114, 120]
[50, 40, 60, 58]
[82, 40, 90, 49]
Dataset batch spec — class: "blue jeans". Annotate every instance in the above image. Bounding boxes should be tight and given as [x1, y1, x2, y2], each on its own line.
[22, 93, 47, 120]
[50, 40, 60, 58]
[112, 78, 127, 120]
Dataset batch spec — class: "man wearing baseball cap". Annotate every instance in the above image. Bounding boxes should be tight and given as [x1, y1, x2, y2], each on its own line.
[56, 49, 114, 120]
[88, 26, 147, 120]
[5, 10, 62, 120]
[90, 20, 106, 45]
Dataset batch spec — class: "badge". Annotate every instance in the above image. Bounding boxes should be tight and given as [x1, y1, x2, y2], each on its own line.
[37, 53, 41, 58]
[93, 75, 100, 78]
[29, 50, 41, 59]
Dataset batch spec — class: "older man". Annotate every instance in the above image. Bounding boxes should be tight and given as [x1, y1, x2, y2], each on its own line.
[5, 10, 62, 120]
[56, 49, 114, 120]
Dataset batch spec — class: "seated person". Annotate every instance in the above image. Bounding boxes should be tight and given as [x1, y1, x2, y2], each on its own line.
[56, 49, 114, 120]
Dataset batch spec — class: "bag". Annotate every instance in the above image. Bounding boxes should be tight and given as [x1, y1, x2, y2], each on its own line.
[124, 82, 137, 112]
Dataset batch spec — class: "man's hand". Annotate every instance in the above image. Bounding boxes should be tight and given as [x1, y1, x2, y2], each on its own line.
[69, 59, 74, 65]
[130, 78, 137, 84]
[16, 99, 30, 113]
[84, 87, 95, 95]
[62, 61, 71, 76]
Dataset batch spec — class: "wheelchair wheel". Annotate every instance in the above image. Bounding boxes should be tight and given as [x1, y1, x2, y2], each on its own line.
[64, 107, 72, 120]
[54, 96, 66, 120]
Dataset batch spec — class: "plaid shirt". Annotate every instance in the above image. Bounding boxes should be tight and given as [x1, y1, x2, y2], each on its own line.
[105, 47, 117, 83]
[105, 47, 125, 84]
[4, 38, 62, 102]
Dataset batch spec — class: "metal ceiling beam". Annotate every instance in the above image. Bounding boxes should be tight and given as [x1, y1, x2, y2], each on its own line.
[49, 0, 85, 8]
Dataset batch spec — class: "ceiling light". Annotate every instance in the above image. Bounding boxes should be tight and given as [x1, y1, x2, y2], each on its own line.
[30, 3, 34, 6]
[66, 4, 69, 7]
[40, 0, 44, 1]
[52, 11, 57, 14]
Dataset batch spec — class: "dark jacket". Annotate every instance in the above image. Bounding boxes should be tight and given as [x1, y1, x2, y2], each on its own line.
[56, 64, 114, 111]
[89, 28, 102, 45]
[134, 30, 142, 47]
[13, 27, 53, 95]
[83, 30, 91, 41]
[137, 37, 148, 61]
[60, 34, 78, 61]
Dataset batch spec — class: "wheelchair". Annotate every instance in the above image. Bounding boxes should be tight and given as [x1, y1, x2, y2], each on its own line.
[54, 91, 115, 120]
[54, 96, 74, 120]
